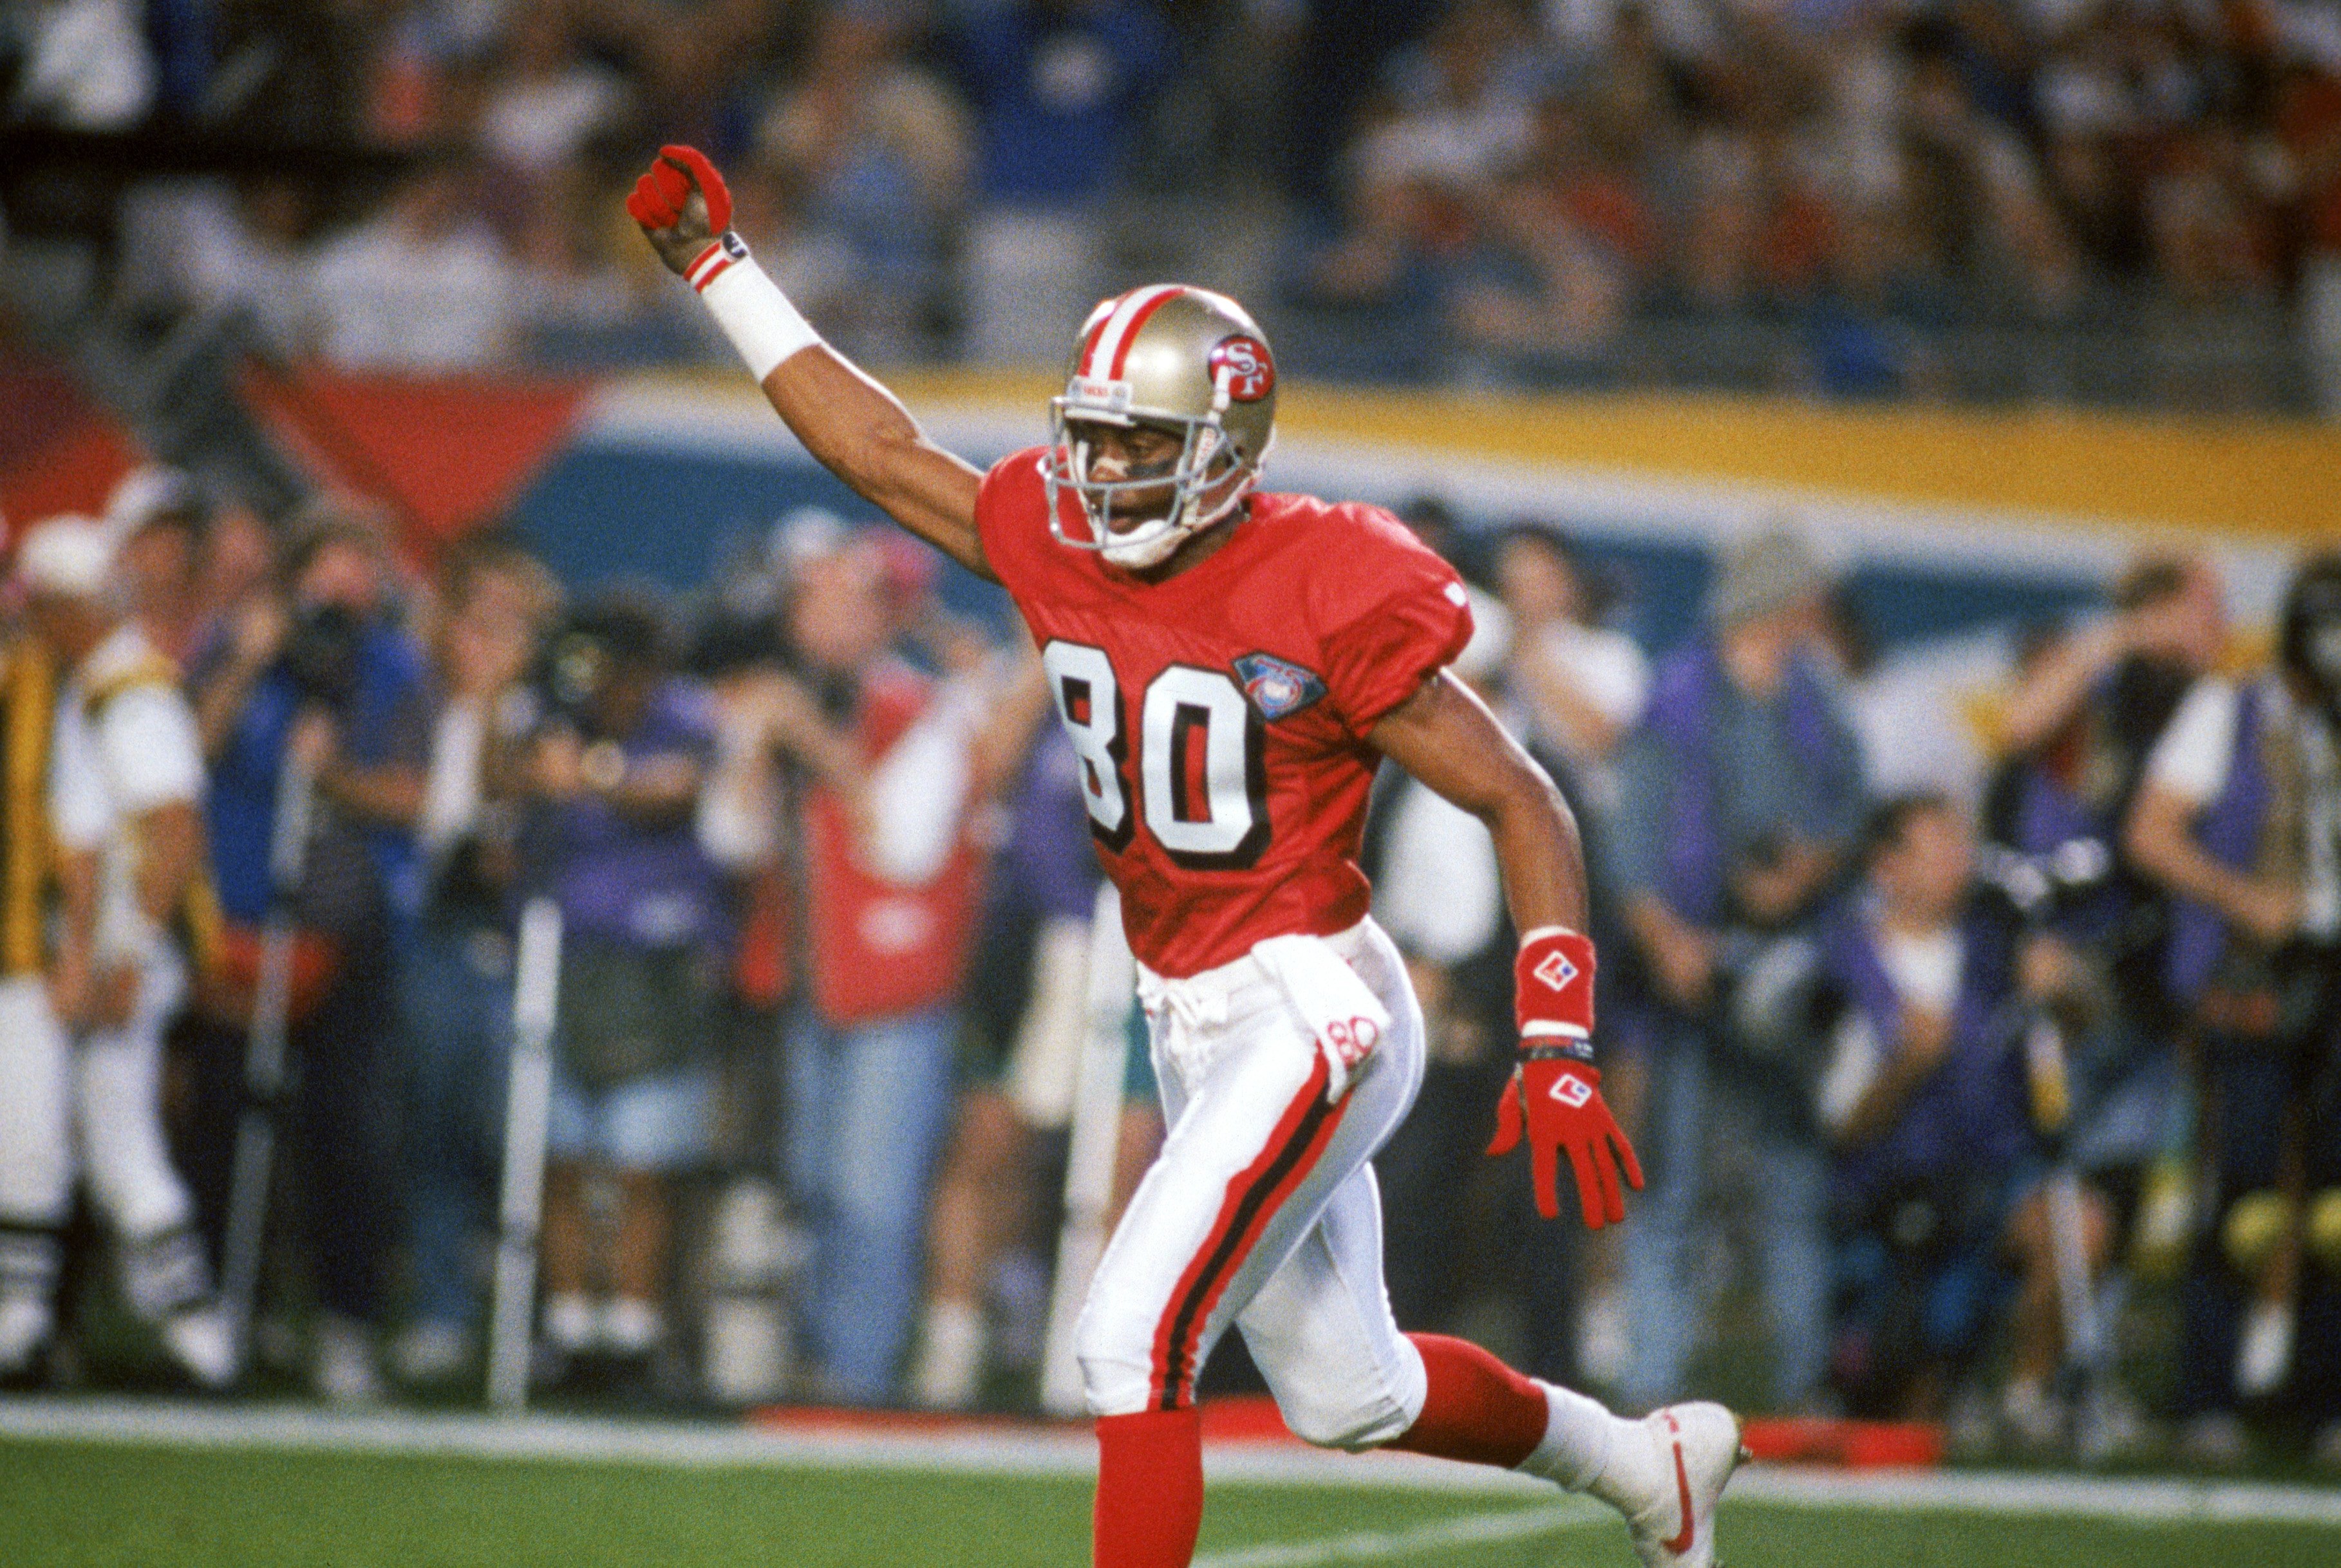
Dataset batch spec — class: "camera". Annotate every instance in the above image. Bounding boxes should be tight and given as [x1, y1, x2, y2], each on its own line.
[280, 603, 366, 711]
[532, 599, 667, 737]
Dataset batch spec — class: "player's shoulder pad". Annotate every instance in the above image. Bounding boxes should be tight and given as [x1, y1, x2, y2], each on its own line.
[975, 445, 1050, 521]
[1277, 494, 1463, 629]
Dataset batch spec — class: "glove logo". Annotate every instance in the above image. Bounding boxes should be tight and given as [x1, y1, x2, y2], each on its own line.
[1548, 1073, 1594, 1109]
[1532, 949, 1579, 992]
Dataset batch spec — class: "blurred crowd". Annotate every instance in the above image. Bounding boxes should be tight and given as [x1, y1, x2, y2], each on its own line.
[1293, 0, 2341, 402]
[2, 461, 2339, 1480]
[8, 0, 2341, 407]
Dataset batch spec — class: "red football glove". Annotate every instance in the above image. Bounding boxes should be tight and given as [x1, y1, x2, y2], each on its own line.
[625, 144, 733, 234]
[1486, 928, 1644, 1229]
[1488, 1056, 1642, 1229]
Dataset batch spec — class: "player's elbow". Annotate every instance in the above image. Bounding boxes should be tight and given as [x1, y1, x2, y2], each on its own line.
[1480, 752, 1573, 839]
[819, 415, 928, 507]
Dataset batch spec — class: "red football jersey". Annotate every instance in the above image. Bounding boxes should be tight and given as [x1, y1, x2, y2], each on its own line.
[975, 446, 1472, 977]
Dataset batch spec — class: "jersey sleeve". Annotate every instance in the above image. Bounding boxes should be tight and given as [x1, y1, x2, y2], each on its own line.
[99, 686, 206, 814]
[2143, 676, 2238, 805]
[48, 712, 109, 852]
[1315, 509, 1474, 735]
[973, 446, 1052, 597]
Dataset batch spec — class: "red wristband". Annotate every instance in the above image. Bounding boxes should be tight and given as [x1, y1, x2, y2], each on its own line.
[1515, 926, 1595, 1052]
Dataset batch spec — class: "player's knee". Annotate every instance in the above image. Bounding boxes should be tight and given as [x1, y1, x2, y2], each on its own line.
[1276, 1386, 1413, 1452]
[0, 1115, 70, 1219]
[1073, 1300, 1153, 1417]
[0, 1145, 70, 1220]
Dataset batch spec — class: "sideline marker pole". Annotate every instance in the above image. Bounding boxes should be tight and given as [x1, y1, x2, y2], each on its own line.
[218, 751, 317, 1369]
[488, 897, 563, 1411]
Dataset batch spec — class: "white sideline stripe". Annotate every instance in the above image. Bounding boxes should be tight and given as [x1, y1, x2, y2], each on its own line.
[1733, 1465, 2341, 1527]
[0, 1397, 1503, 1493]
[4, 1399, 2341, 1527]
[1190, 1504, 1598, 1567]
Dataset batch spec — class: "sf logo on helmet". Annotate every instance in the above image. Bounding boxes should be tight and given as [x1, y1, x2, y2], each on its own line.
[1209, 335, 1275, 402]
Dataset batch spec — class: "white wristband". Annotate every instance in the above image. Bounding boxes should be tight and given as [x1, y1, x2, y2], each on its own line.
[691, 237, 821, 382]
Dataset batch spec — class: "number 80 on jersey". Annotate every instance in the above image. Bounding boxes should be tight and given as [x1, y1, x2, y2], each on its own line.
[1042, 639, 1270, 871]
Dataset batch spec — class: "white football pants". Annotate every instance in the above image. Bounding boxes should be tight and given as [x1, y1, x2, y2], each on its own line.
[76, 949, 200, 1246]
[0, 977, 71, 1231]
[1075, 917, 1431, 1450]
[0, 956, 202, 1314]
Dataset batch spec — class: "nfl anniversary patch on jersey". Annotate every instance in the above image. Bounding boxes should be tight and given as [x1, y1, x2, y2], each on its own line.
[1232, 652, 1326, 722]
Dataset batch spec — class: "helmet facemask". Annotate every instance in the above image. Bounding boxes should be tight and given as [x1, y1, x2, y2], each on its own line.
[1042, 378, 1265, 571]
[1039, 284, 1278, 572]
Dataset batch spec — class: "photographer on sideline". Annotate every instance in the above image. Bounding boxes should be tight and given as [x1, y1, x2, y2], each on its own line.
[388, 536, 559, 1387]
[2126, 555, 2341, 1466]
[522, 595, 721, 1375]
[182, 504, 430, 1403]
[1606, 528, 1870, 1413]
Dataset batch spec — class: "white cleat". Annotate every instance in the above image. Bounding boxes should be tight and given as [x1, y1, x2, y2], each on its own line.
[162, 1305, 239, 1390]
[0, 1294, 54, 1377]
[1619, 1403, 1746, 1568]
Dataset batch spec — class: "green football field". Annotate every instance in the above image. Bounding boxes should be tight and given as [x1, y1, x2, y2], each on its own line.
[4, 1401, 2337, 1568]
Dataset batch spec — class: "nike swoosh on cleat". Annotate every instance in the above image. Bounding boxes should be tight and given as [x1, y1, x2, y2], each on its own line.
[1663, 1438, 1697, 1556]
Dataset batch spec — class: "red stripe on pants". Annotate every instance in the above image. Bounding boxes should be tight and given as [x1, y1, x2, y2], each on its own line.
[1149, 1056, 1346, 1410]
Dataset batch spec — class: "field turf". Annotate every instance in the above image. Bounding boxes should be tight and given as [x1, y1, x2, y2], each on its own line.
[3, 1407, 2336, 1567]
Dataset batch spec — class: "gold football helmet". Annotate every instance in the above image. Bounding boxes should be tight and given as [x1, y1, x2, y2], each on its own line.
[1042, 285, 1278, 570]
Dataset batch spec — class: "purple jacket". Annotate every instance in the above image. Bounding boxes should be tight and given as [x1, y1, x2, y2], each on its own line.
[1635, 639, 1861, 927]
[1821, 902, 2035, 1209]
[546, 680, 726, 950]
[2162, 682, 2269, 1005]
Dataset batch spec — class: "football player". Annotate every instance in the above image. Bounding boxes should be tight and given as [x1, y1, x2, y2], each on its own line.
[631, 147, 1745, 1568]
[12, 516, 234, 1390]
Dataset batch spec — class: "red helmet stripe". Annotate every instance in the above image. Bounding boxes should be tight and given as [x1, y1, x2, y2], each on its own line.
[1075, 304, 1116, 381]
[1105, 285, 1185, 380]
[1080, 285, 1183, 384]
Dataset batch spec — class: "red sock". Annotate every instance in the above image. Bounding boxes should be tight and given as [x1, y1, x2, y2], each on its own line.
[1386, 1333, 1550, 1469]
[1095, 1408, 1204, 1568]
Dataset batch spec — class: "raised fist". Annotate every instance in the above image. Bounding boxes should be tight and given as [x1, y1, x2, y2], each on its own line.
[628, 144, 734, 277]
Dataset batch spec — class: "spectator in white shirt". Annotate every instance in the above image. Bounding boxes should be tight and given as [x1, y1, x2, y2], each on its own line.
[309, 169, 529, 370]
[10, 0, 153, 129]
[477, 4, 635, 182]
[1494, 523, 1648, 815]
[2124, 554, 2341, 1466]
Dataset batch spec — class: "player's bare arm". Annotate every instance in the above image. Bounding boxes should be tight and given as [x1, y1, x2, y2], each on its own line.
[1370, 669, 1642, 1230]
[629, 147, 990, 582]
[131, 801, 204, 929]
[1366, 669, 1588, 937]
